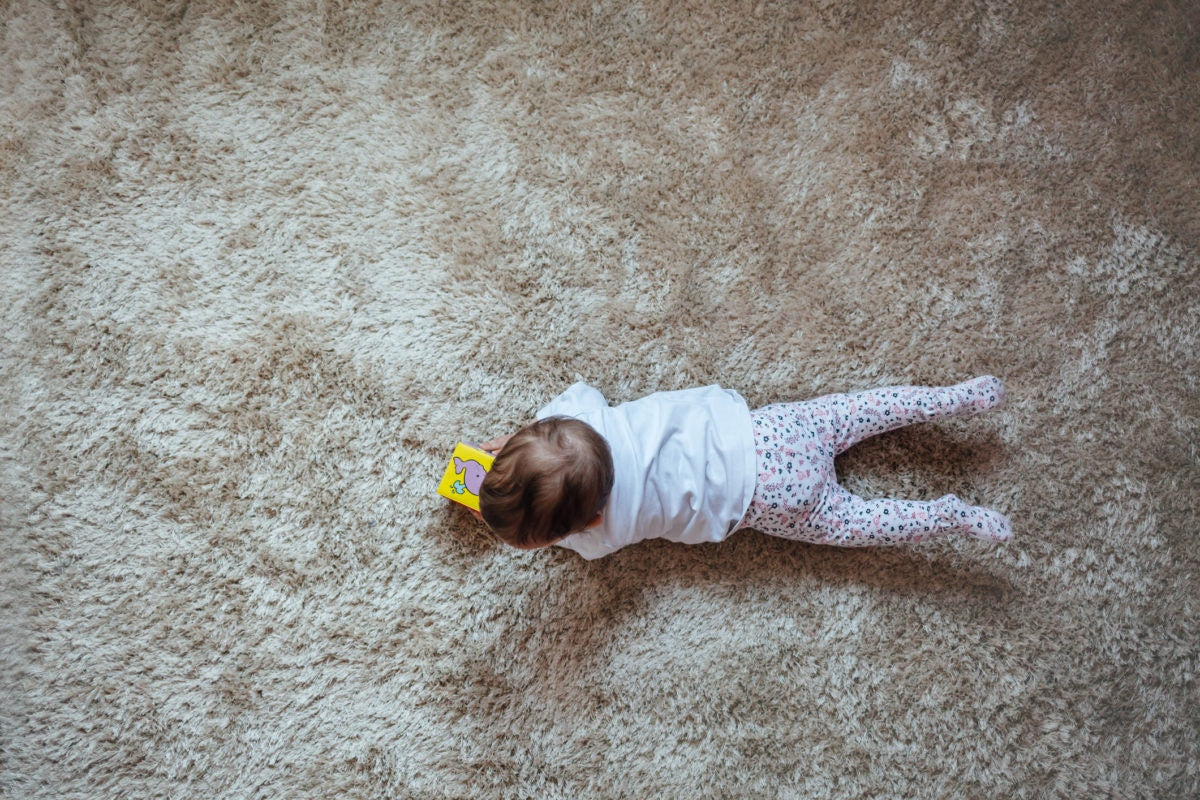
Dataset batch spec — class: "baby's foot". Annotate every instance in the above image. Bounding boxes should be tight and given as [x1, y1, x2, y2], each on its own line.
[962, 506, 1012, 542]
[964, 375, 1005, 412]
[931, 494, 1008, 544]
[946, 375, 1005, 418]
[935, 495, 1013, 542]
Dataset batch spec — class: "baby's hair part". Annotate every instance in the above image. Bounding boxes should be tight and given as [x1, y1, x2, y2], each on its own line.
[479, 417, 614, 549]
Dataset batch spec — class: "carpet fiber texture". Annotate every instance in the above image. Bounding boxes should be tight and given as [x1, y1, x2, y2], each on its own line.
[3, 1, 1198, 798]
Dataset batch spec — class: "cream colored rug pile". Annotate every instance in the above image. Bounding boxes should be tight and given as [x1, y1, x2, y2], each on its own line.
[3, 1, 1198, 797]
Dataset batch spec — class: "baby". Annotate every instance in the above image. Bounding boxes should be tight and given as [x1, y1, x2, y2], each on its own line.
[476, 377, 1012, 559]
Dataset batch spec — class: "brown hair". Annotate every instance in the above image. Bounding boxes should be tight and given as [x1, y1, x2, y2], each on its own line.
[479, 417, 614, 549]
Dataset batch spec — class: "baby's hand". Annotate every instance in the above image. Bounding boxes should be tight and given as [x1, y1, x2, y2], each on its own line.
[479, 434, 513, 454]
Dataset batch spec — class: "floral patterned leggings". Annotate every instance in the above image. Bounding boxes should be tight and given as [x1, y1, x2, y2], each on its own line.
[735, 376, 1012, 546]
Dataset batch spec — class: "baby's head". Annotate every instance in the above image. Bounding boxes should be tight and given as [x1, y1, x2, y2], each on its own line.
[479, 417, 614, 550]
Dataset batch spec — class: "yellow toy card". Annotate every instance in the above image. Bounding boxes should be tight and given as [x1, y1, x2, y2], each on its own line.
[436, 442, 495, 512]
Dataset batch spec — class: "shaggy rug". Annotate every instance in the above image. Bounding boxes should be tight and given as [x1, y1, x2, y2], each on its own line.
[3, 1, 1197, 797]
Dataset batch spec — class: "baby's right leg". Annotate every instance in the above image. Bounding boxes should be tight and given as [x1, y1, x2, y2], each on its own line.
[808, 375, 1005, 456]
[799, 484, 1012, 546]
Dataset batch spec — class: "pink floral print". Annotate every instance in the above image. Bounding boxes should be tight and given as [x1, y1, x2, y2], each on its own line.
[735, 376, 1012, 546]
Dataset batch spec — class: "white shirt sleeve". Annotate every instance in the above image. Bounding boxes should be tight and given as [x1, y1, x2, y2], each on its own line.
[537, 382, 607, 419]
[555, 530, 618, 560]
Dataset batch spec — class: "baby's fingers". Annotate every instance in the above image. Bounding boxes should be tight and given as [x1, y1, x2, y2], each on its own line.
[479, 434, 512, 454]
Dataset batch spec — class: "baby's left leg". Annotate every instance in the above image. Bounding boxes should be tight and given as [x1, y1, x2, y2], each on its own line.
[802, 484, 1012, 546]
[815, 376, 1005, 456]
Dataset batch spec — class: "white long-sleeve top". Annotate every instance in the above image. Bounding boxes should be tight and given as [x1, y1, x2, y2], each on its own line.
[537, 382, 757, 560]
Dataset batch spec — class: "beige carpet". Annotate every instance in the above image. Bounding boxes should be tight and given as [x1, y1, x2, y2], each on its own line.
[3, 1, 1198, 797]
